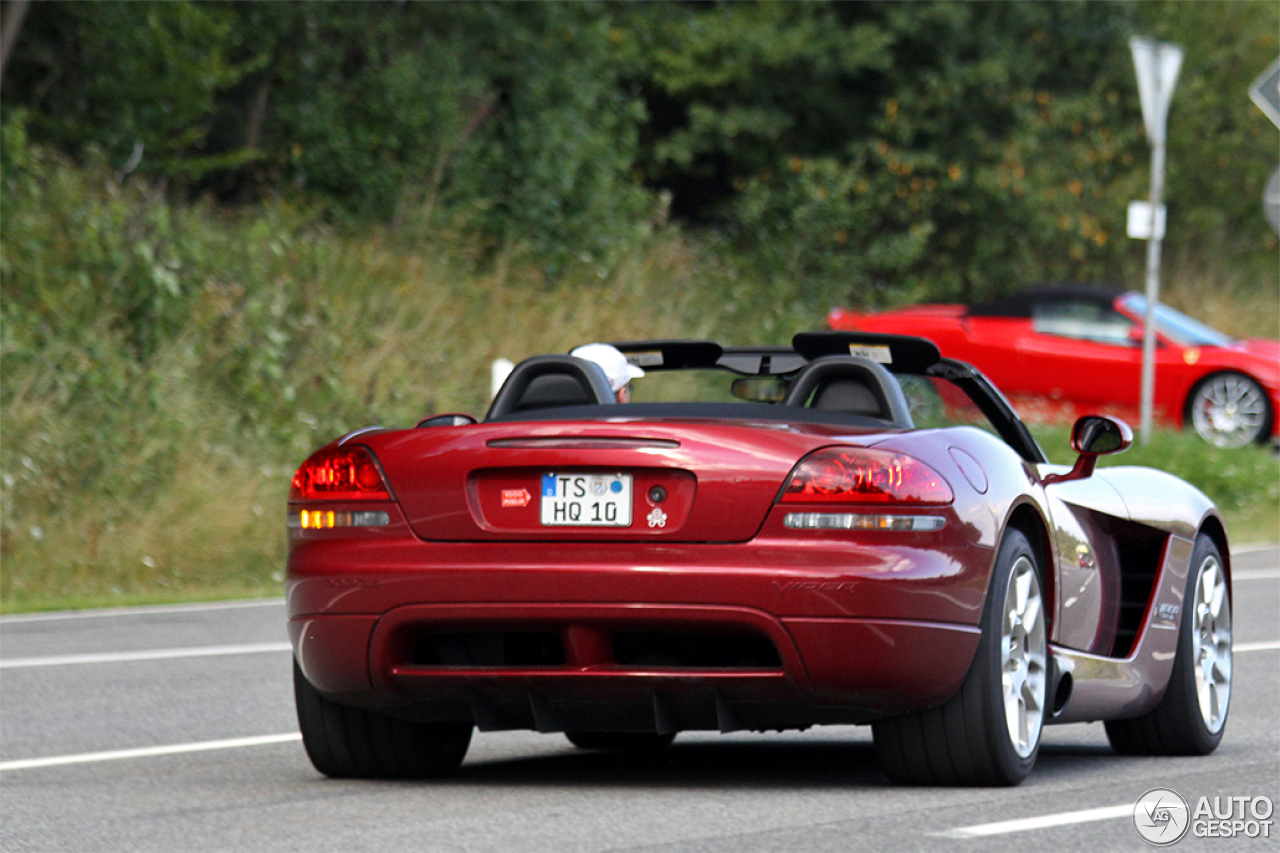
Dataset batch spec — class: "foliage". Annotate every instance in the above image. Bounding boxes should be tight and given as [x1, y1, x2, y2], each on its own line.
[2, 145, 1275, 611]
[0, 144, 740, 610]
[1, 1, 255, 179]
[3, 1, 1275, 295]
[638, 2, 1149, 305]
[2, 2, 1277, 610]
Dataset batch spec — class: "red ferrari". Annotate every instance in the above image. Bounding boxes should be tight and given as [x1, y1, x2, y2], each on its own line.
[829, 286, 1279, 448]
[287, 333, 1232, 786]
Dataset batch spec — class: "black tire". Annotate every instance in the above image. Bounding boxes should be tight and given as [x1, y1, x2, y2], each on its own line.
[294, 659, 472, 779]
[565, 731, 676, 752]
[873, 529, 1048, 786]
[1187, 372, 1271, 448]
[1105, 535, 1231, 756]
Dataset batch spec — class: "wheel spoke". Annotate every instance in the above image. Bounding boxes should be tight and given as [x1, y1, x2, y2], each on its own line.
[1000, 556, 1046, 759]
[1021, 594, 1041, 634]
[1191, 555, 1231, 732]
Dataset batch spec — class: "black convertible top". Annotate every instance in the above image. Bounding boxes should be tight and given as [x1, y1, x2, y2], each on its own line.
[968, 285, 1122, 318]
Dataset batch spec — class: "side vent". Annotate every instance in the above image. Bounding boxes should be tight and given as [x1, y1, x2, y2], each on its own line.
[1111, 538, 1165, 658]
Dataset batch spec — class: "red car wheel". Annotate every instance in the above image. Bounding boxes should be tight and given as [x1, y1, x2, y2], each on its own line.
[1187, 372, 1271, 448]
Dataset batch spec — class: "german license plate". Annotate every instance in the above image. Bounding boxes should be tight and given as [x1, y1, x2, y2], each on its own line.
[540, 473, 632, 527]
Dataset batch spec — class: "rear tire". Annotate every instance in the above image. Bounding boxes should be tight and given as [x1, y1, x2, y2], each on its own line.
[565, 732, 676, 752]
[873, 529, 1047, 786]
[294, 659, 472, 779]
[1105, 535, 1230, 756]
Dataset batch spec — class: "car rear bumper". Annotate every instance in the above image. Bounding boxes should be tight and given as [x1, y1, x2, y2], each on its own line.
[290, 603, 980, 725]
[286, 532, 989, 726]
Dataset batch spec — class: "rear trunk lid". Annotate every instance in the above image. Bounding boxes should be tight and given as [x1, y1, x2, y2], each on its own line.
[362, 418, 878, 542]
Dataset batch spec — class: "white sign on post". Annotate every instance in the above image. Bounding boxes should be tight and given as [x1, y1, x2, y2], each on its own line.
[1126, 201, 1166, 241]
[1131, 36, 1184, 145]
[1129, 36, 1183, 445]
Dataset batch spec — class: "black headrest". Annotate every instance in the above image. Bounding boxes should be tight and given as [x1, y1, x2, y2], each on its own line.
[485, 355, 617, 420]
[781, 356, 914, 427]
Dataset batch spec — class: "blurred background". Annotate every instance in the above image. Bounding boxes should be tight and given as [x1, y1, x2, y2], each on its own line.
[1, 0, 1276, 609]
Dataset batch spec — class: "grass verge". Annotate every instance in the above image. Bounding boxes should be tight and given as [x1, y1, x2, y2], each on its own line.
[2, 158, 1276, 612]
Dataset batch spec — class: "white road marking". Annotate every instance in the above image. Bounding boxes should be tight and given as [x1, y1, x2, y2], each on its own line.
[0, 733, 302, 773]
[0, 642, 292, 669]
[939, 804, 1132, 838]
[1233, 568, 1279, 580]
[0, 598, 284, 623]
[1235, 640, 1280, 652]
[1231, 543, 1280, 555]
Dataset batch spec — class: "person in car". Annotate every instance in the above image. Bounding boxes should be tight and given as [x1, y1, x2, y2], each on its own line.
[570, 343, 644, 403]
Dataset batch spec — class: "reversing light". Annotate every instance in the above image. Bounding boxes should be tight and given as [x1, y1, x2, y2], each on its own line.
[781, 447, 953, 505]
[783, 512, 946, 532]
[287, 510, 391, 530]
[290, 445, 392, 501]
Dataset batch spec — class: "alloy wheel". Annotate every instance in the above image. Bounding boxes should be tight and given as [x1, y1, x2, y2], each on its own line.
[1191, 554, 1231, 733]
[1001, 556, 1047, 758]
[1190, 374, 1268, 448]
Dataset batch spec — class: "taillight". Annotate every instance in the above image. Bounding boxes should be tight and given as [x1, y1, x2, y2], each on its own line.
[780, 447, 953, 505]
[290, 445, 392, 501]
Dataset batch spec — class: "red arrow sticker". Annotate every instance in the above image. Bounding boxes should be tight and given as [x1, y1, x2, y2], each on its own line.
[501, 489, 531, 508]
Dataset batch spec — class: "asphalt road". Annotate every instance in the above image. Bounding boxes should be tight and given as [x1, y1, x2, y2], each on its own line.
[2, 545, 1277, 853]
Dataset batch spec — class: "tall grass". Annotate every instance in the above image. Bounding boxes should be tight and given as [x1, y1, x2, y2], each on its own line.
[1160, 246, 1280, 340]
[2, 156, 1276, 612]
[0, 155, 766, 610]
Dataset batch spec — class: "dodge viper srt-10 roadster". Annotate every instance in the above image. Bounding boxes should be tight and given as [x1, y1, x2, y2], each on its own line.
[286, 332, 1232, 786]
[829, 285, 1279, 448]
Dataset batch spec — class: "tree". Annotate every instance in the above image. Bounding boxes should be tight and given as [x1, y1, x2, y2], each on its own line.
[0, 0, 32, 88]
[1, 1, 254, 181]
[628, 2, 1150, 305]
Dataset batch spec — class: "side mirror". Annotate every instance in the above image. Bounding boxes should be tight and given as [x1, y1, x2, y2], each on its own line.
[1043, 415, 1133, 485]
[1071, 414, 1133, 455]
[1127, 324, 1164, 348]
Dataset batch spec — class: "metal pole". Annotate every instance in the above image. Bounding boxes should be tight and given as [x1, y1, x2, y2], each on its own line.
[1131, 36, 1181, 445]
[1139, 135, 1164, 444]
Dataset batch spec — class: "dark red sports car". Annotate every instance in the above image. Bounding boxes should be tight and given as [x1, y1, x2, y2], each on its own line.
[286, 333, 1232, 786]
[829, 286, 1279, 448]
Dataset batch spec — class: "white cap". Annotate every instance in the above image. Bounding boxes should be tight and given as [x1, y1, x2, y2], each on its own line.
[570, 343, 645, 393]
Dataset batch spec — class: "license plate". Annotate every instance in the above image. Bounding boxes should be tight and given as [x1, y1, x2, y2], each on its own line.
[540, 473, 632, 527]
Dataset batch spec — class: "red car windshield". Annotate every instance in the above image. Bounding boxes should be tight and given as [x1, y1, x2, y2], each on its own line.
[1118, 293, 1234, 347]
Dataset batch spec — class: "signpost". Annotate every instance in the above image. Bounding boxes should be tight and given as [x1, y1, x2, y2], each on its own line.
[1250, 57, 1280, 237]
[1248, 56, 1280, 128]
[1129, 36, 1183, 444]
